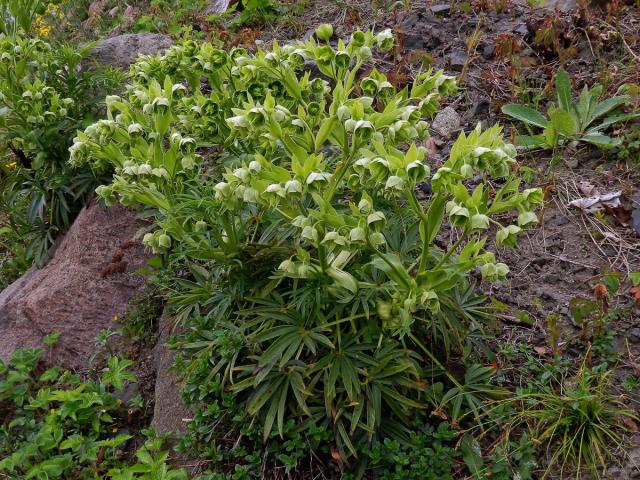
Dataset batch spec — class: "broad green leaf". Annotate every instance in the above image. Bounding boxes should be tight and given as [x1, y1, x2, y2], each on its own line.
[591, 95, 630, 122]
[555, 68, 573, 112]
[421, 193, 446, 246]
[315, 117, 338, 151]
[582, 133, 620, 147]
[590, 112, 640, 132]
[461, 434, 484, 477]
[502, 104, 549, 129]
[548, 107, 578, 137]
[515, 134, 549, 149]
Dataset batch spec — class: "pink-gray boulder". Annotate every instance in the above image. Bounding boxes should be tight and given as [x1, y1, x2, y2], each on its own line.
[0, 200, 149, 369]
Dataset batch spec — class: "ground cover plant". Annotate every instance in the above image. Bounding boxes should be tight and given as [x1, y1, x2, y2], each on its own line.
[69, 25, 545, 476]
[0, 341, 187, 479]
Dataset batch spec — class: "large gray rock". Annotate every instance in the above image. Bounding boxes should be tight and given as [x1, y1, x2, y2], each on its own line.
[151, 312, 192, 435]
[0, 200, 149, 369]
[91, 33, 173, 69]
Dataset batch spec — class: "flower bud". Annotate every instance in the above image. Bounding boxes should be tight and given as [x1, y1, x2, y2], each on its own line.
[470, 213, 489, 230]
[285, 179, 302, 194]
[496, 225, 522, 248]
[158, 234, 172, 249]
[337, 105, 350, 121]
[385, 175, 405, 191]
[375, 29, 394, 51]
[358, 46, 372, 61]
[315, 24, 334, 42]
[350, 31, 366, 48]
[349, 227, 366, 243]
[137, 163, 152, 175]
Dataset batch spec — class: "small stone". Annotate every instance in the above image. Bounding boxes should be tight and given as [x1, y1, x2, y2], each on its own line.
[545, 273, 560, 283]
[513, 23, 528, 36]
[418, 182, 432, 195]
[429, 3, 451, 13]
[566, 156, 579, 169]
[91, 33, 173, 69]
[116, 382, 140, 404]
[628, 327, 640, 340]
[449, 51, 467, 70]
[431, 106, 461, 138]
[471, 98, 490, 118]
[534, 288, 555, 302]
[403, 33, 425, 50]
[553, 216, 570, 227]
[203, 0, 231, 15]
[632, 209, 640, 235]
[532, 256, 552, 266]
[482, 43, 494, 59]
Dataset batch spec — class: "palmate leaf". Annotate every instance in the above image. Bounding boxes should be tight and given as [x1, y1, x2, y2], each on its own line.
[241, 366, 312, 442]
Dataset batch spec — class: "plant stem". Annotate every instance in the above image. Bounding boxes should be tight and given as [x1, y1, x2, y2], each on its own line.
[405, 189, 435, 274]
[434, 229, 468, 270]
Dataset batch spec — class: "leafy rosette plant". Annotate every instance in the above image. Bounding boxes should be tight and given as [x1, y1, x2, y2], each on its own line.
[502, 68, 639, 150]
[71, 29, 542, 465]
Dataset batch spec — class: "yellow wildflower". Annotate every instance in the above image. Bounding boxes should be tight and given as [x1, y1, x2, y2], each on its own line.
[35, 15, 51, 37]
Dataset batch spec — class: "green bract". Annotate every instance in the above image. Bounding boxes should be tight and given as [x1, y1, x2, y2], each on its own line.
[71, 30, 542, 468]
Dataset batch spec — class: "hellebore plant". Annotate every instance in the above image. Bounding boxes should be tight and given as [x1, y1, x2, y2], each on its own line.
[71, 28, 542, 464]
[0, 32, 122, 264]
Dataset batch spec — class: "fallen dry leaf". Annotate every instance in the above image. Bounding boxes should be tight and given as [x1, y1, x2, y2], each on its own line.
[578, 181, 596, 196]
[533, 346, 548, 356]
[568, 191, 622, 213]
[631, 284, 640, 304]
[425, 137, 438, 158]
[621, 416, 639, 432]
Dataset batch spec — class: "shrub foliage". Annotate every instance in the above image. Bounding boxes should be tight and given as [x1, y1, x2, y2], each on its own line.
[70, 28, 542, 472]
